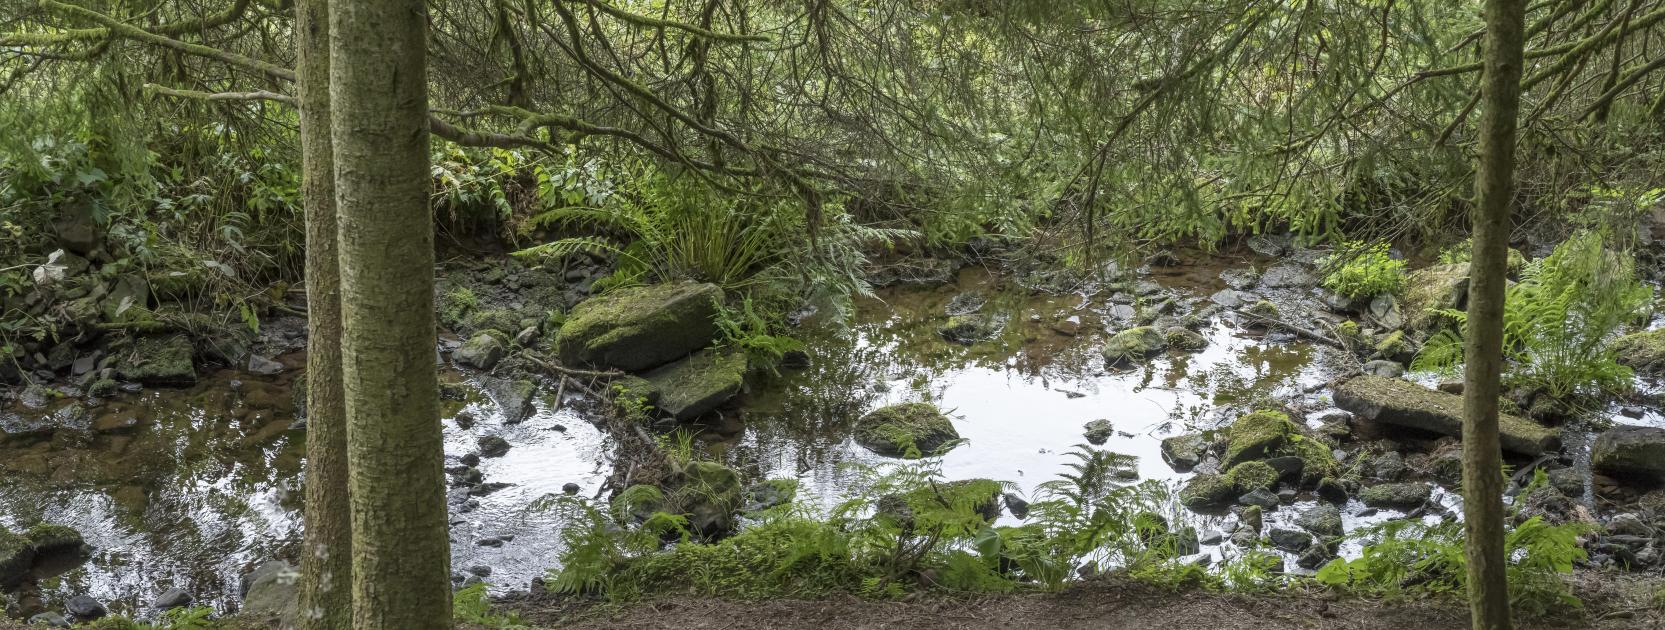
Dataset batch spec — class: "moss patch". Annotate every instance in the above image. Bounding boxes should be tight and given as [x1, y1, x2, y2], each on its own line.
[1332, 375, 1559, 456]
[1103, 326, 1167, 366]
[1222, 410, 1294, 467]
[0, 526, 34, 586]
[25, 523, 85, 557]
[640, 349, 748, 420]
[1179, 474, 1235, 509]
[1613, 328, 1665, 376]
[114, 335, 196, 386]
[1224, 461, 1278, 493]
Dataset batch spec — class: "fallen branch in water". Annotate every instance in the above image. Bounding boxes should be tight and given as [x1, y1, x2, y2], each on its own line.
[1239, 311, 1345, 349]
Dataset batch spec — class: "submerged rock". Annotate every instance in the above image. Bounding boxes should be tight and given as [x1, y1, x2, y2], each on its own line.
[1220, 268, 1259, 291]
[1258, 263, 1316, 289]
[1164, 327, 1208, 352]
[114, 335, 196, 386]
[854, 402, 961, 458]
[554, 281, 722, 372]
[1333, 375, 1558, 456]
[1102, 326, 1167, 367]
[1592, 426, 1665, 483]
[939, 312, 1005, 345]
[638, 349, 747, 420]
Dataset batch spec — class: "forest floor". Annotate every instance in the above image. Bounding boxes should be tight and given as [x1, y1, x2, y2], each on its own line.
[489, 574, 1665, 630]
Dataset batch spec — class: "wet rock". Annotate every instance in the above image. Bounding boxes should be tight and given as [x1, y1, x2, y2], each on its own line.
[1003, 493, 1031, 519]
[1222, 410, 1291, 468]
[1160, 433, 1208, 471]
[1297, 544, 1335, 570]
[673, 461, 745, 538]
[1164, 327, 1208, 352]
[554, 281, 721, 372]
[1225, 461, 1279, 494]
[28, 612, 71, 628]
[1082, 419, 1114, 445]
[246, 354, 285, 376]
[514, 326, 540, 347]
[1547, 467, 1583, 497]
[1259, 263, 1316, 289]
[1437, 379, 1464, 395]
[1333, 375, 1558, 456]
[0, 527, 35, 586]
[152, 588, 193, 610]
[1316, 477, 1349, 504]
[1247, 234, 1292, 257]
[745, 479, 797, 513]
[1362, 359, 1404, 378]
[62, 596, 108, 622]
[484, 377, 538, 424]
[854, 402, 960, 458]
[25, 524, 87, 559]
[477, 435, 511, 458]
[1402, 263, 1470, 332]
[1365, 294, 1403, 330]
[454, 410, 477, 430]
[635, 349, 747, 420]
[939, 312, 1005, 345]
[1050, 316, 1083, 336]
[1613, 328, 1665, 376]
[454, 332, 507, 371]
[1238, 488, 1280, 510]
[1220, 268, 1259, 291]
[468, 565, 492, 578]
[1179, 474, 1234, 509]
[1240, 505, 1264, 533]
[1209, 289, 1254, 309]
[1591, 426, 1665, 483]
[459, 453, 480, 468]
[242, 560, 299, 618]
[1102, 326, 1167, 367]
[1369, 450, 1405, 481]
[1269, 527, 1313, 552]
[114, 335, 196, 386]
[1606, 513, 1655, 538]
[562, 482, 582, 495]
[1295, 504, 1343, 537]
[1359, 482, 1431, 509]
[1199, 529, 1225, 545]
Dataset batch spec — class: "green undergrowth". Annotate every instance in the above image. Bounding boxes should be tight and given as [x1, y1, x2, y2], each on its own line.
[1321, 241, 1406, 300]
[1315, 471, 1591, 617]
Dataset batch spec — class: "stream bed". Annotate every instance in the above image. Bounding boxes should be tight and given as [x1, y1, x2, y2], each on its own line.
[2, 253, 1661, 619]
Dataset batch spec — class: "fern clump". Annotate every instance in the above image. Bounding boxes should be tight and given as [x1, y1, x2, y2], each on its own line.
[1321, 241, 1406, 300]
[1413, 231, 1653, 401]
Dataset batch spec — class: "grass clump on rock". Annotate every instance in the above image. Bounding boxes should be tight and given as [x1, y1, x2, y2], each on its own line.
[854, 402, 961, 458]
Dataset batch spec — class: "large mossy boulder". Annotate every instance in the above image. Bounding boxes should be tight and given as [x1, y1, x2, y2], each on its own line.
[1218, 410, 1337, 483]
[638, 349, 747, 420]
[114, 335, 196, 386]
[1401, 263, 1469, 332]
[1592, 426, 1665, 483]
[1103, 326, 1168, 367]
[1333, 375, 1558, 456]
[0, 527, 35, 587]
[1613, 329, 1665, 376]
[554, 281, 722, 372]
[854, 402, 961, 458]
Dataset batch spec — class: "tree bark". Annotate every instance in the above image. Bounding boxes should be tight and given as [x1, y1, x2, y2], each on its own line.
[1463, 1, 1526, 629]
[328, 0, 452, 626]
[295, 0, 352, 627]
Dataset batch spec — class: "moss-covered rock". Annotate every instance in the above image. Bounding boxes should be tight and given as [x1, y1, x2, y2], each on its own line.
[639, 349, 748, 420]
[670, 461, 744, 538]
[1613, 328, 1665, 376]
[114, 335, 196, 386]
[1179, 474, 1235, 509]
[939, 313, 1005, 345]
[1222, 410, 1294, 468]
[25, 524, 86, 559]
[1164, 326, 1208, 352]
[1333, 375, 1559, 456]
[1224, 461, 1278, 493]
[0, 527, 34, 586]
[1401, 263, 1469, 332]
[1591, 426, 1665, 483]
[1294, 503, 1343, 537]
[1102, 326, 1168, 367]
[453, 332, 507, 370]
[1160, 433, 1208, 470]
[854, 402, 961, 458]
[555, 282, 722, 372]
[1359, 482, 1432, 509]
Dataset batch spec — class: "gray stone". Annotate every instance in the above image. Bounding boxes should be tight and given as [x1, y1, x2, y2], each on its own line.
[64, 595, 106, 620]
[1366, 294, 1403, 330]
[1295, 503, 1343, 537]
[1362, 359, 1404, 378]
[1259, 263, 1316, 289]
[247, 354, 285, 376]
[1103, 326, 1168, 367]
[636, 349, 747, 420]
[152, 588, 193, 610]
[1160, 433, 1208, 470]
[1359, 482, 1432, 509]
[484, 377, 538, 424]
[242, 560, 299, 618]
[1592, 426, 1665, 483]
[1333, 376, 1558, 456]
[1268, 527, 1313, 552]
[1239, 488, 1280, 510]
[477, 435, 511, 458]
[1083, 419, 1114, 445]
[1220, 268, 1259, 290]
[454, 332, 506, 371]
[28, 612, 71, 628]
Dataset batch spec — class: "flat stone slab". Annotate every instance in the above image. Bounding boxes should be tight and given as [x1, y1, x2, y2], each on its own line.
[1333, 375, 1558, 456]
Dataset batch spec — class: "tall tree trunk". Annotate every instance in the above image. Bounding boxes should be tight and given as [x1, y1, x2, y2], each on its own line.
[1464, 1, 1526, 629]
[295, 0, 352, 627]
[327, 0, 452, 626]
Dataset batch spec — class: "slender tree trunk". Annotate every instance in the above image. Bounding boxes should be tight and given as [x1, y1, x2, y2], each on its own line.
[327, 0, 452, 626]
[295, 0, 352, 627]
[1463, 1, 1526, 629]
